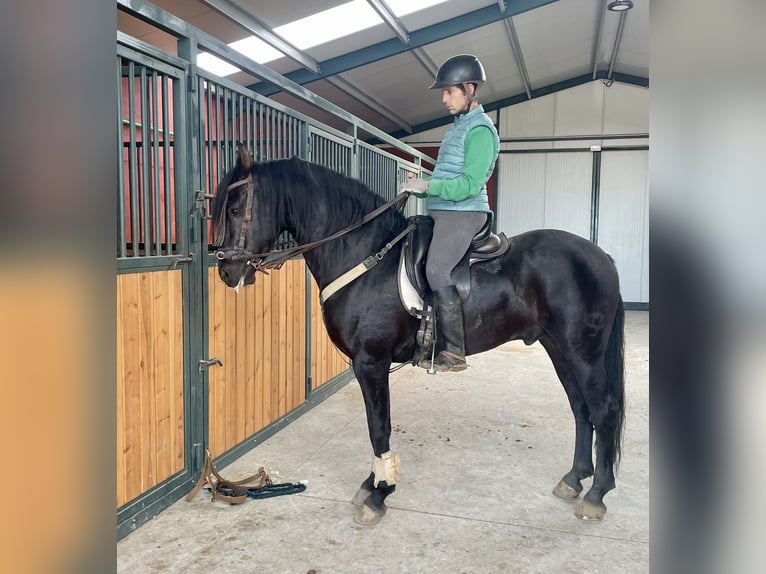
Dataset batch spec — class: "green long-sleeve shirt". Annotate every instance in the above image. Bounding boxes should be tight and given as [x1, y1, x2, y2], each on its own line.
[427, 126, 498, 202]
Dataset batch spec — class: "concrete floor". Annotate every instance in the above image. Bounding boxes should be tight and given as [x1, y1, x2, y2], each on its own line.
[118, 311, 648, 574]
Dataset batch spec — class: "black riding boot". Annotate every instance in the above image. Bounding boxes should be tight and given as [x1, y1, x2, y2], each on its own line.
[431, 285, 467, 372]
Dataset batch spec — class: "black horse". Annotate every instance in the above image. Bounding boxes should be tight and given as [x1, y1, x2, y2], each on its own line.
[212, 149, 625, 525]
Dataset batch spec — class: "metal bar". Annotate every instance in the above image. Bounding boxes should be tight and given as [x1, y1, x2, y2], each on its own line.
[387, 71, 649, 140]
[216, 83, 223, 181]
[141, 65, 153, 255]
[206, 80, 214, 196]
[411, 47, 439, 78]
[198, 0, 320, 73]
[607, 11, 628, 79]
[117, 30, 187, 70]
[266, 106, 272, 160]
[176, 37, 204, 480]
[501, 133, 648, 143]
[366, 0, 409, 44]
[162, 74, 172, 254]
[128, 61, 139, 257]
[592, 0, 607, 79]
[590, 150, 601, 243]
[244, 97, 250, 155]
[238, 93, 244, 152]
[151, 70, 162, 255]
[503, 16, 532, 99]
[223, 87, 229, 170]
[305, 267, 313, 400]
[117, 56, 126, 259]
[499, 144, 648, 154]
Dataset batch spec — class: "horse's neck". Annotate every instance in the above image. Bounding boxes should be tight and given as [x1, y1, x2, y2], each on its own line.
[284, 187, 378, 290]
[286, 196, 371, 288]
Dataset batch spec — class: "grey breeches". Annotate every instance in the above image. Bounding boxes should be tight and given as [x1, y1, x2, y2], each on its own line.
[426, 210, 488, 290]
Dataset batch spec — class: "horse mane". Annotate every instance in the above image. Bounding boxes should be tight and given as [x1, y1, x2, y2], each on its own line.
[211, 153, 407, 253]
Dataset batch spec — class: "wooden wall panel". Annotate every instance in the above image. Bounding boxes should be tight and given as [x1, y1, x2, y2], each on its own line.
[207, 260, 308, 455]
[117, 270, 184, 507]
[310, 280, 351, 390]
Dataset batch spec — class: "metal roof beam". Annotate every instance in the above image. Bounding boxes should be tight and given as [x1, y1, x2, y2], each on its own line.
[607, 11, 628, 79]
[198, 0, 320, 74]
[497, 2, 531, 99]
[386, 71, 649, 139]
[366, 0, 409, 44]
[592, 0, 608, 79]
[251, 0, 559, 96]
[411, 48, 439, 78]
[328, 75, 413, 133]
[366, 0, 438, 78]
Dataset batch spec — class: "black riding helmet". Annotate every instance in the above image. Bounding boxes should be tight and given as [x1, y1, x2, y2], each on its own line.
[429, 54, 487, 92]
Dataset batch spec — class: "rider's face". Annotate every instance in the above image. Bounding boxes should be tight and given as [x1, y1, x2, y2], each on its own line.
[441, 85, 473, 115]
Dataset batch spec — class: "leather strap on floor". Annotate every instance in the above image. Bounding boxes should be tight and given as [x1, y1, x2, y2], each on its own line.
[186, 448, 305, 505]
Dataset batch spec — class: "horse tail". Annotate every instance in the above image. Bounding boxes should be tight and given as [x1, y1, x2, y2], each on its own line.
[605, 296, 626, 467]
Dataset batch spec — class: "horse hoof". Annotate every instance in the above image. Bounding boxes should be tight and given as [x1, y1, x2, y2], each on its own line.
[354, 503, 385, 526]
[575, 499, 606, 520]
[351, 487, 371, 507]
[553, 479, 581, 500]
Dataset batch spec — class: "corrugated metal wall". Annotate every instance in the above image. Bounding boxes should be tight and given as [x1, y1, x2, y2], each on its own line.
[496, 152, 592, 239]
[598, 150, 649, 303]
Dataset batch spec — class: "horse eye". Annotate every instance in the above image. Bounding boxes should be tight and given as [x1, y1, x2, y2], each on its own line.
[229, 207, 241, 216]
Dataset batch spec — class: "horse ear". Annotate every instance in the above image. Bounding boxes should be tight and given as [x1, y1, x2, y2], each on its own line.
[237, 144, 253, 171]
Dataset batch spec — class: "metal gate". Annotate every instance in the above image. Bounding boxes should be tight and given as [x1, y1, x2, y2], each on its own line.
[116, 2, 433, 538]
[116, 44, 202, 537]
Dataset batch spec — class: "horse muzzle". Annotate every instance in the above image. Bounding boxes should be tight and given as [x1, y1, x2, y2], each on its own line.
[216, 251, 259, 288]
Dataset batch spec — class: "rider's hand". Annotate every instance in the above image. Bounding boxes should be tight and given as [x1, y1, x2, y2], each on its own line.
[398, 178, 430, 198]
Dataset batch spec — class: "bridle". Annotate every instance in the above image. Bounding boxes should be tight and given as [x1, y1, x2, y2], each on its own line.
[213, 172, 414, 275]
[213, 174, 257, 264]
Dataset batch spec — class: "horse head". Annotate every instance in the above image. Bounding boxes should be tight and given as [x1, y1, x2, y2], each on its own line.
[211, 145, 281, 289]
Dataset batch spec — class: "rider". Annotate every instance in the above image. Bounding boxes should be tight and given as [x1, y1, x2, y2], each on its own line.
[399, 54, 500, 372]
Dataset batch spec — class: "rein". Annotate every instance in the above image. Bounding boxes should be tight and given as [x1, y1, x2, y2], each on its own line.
[214, 174, 414, 276]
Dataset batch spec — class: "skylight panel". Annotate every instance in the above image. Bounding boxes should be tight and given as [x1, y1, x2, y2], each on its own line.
[196, 52, 240, 77]
[275, 0, 382, 50]
[386, 0, 452, 16]
[196, 0, 454, 77]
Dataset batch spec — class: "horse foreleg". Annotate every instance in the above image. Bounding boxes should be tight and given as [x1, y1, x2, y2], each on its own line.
[351, 352, 398, 525]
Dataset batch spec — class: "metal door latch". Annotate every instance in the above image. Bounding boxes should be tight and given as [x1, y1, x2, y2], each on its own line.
[170, 254, 194, 269]
[198, 357, 223, 372]
[195, 190, 216, 220]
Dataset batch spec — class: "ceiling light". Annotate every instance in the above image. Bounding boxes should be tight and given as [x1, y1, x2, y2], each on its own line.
[607, 0, 633, 11]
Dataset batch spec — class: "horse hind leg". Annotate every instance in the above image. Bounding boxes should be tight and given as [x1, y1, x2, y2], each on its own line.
[575, 304, 626, 520]
[567, 356, 623, 521]
[541, 338, 595, 501]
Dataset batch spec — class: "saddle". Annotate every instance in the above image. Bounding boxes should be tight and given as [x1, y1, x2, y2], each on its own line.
[398, 211, 510, 317]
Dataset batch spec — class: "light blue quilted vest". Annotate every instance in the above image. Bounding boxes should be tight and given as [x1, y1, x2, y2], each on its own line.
[427, 104, 499, 212]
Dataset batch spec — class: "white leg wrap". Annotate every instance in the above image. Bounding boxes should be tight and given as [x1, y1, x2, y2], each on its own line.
[371, 451, 400, 488]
